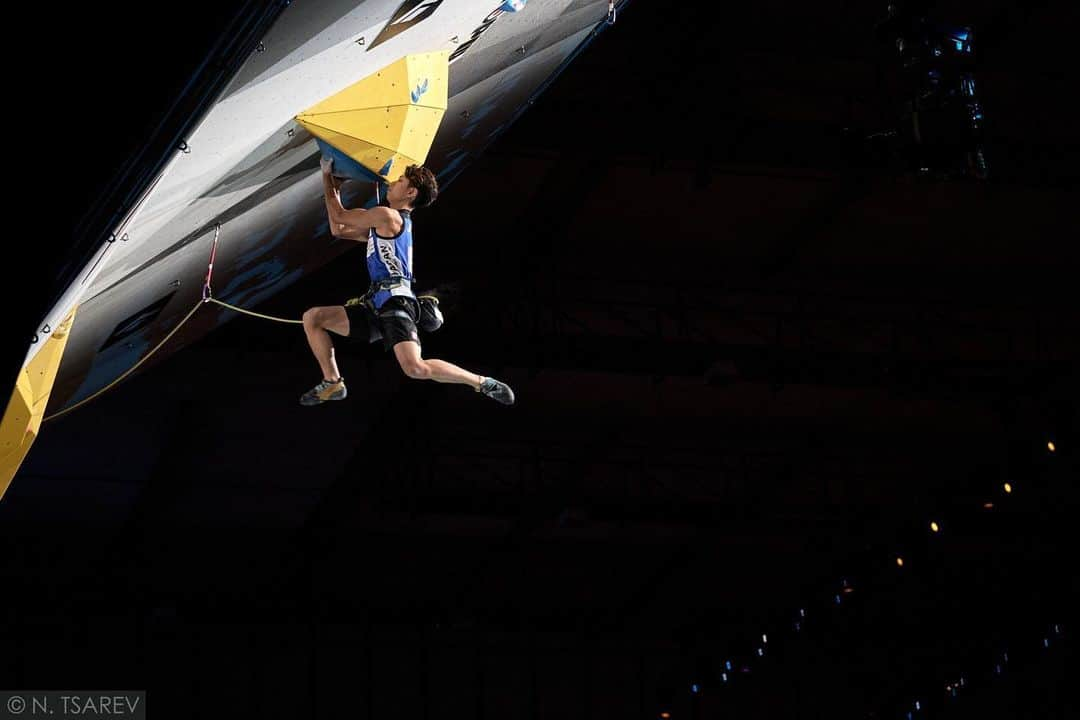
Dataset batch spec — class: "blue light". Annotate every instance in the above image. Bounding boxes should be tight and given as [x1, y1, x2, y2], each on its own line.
[915, 700, 921, 711]
[835, 594, 842, 604]
[725, 660, 732, 671]
[1043, 638, 1050, 648]
[691, 684, 700, 694]
[757, 647, 764, 657]
[950, 29, 971, 53]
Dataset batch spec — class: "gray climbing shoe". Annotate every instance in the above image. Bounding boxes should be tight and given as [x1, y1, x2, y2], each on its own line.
[477, 377, 515, 405]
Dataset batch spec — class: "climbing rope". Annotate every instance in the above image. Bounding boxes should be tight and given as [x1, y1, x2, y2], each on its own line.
[204, 297, 302, 324]
[44, 223, 303, 422]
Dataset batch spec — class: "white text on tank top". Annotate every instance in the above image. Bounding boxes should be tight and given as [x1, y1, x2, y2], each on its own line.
[366, 212, 414, 308]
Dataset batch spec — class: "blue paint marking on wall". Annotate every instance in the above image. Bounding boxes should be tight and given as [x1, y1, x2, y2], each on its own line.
[438, 147, 472, 185]
[411, 77, 429, 103]
[216, 261, 305, 324]
[215, 222, 302, 313]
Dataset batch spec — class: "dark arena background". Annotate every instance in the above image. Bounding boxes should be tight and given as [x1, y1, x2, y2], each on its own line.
[3, 1, 1077, 718]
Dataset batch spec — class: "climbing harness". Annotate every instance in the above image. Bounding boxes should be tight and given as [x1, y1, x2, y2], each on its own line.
[348, 276, 444, 334]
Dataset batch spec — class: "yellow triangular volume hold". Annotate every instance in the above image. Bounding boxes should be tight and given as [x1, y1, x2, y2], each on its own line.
[296, 51, 449, 182]
[0, 306, 77, 500]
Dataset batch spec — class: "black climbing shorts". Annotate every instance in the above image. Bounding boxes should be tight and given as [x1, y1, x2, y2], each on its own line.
[343, 296, 420, 352]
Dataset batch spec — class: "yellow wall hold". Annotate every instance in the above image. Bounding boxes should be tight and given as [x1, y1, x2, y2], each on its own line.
[296, 51, 449, 181]
[0, 306, 77, 500]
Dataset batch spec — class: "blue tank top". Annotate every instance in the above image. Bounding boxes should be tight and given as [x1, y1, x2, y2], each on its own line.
[365, 209, 415, 309]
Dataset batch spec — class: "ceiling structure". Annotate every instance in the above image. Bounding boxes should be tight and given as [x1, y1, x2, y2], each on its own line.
[3, 1, 1076, 717]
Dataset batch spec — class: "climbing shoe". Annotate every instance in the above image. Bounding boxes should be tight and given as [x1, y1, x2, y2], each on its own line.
[300, 378, 347, 406]
[477, 376, 515, 405]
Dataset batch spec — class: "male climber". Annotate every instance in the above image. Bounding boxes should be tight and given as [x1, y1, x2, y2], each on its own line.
[299, 157, 515, 406]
